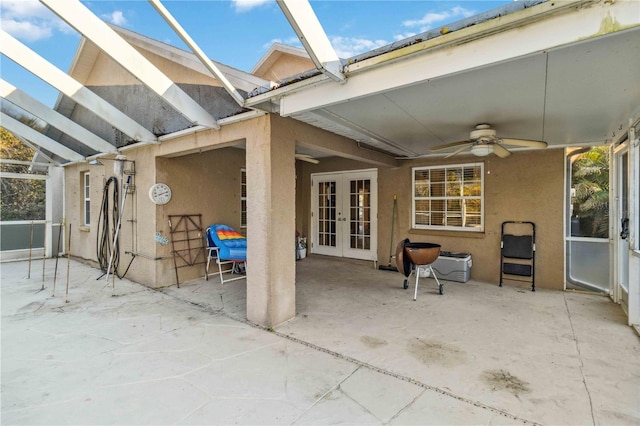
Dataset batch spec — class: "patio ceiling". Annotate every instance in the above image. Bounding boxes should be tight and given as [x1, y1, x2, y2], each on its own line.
[270, 1, 640, 157]
[0, 0, 638, 165]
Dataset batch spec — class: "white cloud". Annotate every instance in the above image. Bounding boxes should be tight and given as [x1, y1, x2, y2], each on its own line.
[1, 0, 53, 21]
[262, 35, 388, 59]
[330, 36, 388, 59]
[393, 32, 417, 42]
[232, 0, 272, 13]
[262, 36, 301, 50]
[0, 0, 73, 41]
[402, 6, 475, 32]
[102, 10, 127, 26]
[1, 18, 52, 42]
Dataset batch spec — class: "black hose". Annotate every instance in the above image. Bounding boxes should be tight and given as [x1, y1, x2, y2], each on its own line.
[96, 177, 120, 277]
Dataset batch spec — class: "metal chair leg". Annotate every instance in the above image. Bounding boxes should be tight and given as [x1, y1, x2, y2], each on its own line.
[430, 266, 444, 295]
[217, 259, 225, 285]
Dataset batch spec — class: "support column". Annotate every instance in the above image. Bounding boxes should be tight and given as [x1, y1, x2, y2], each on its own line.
[246, 116, 296, 327]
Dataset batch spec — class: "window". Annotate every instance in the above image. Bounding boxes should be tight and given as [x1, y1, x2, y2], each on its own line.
[82, 171, 90, 226]
[240, 168, 247, 233]
[569, 146, 609, 238]
[412, 163, 484, 231]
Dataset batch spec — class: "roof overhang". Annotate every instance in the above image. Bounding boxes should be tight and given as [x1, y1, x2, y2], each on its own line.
[251, 0, 640, 156]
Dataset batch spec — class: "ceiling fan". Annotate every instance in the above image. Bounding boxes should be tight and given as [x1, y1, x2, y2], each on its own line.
[429, 124, 548, 158]
[295, 153, 320, 164]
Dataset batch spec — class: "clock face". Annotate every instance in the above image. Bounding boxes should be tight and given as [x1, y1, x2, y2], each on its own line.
[149, 183, 171, 205]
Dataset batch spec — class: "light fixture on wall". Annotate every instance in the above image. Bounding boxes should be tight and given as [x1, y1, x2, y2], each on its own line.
[470, 144, 494, 157]
[88, 155, 135, 175]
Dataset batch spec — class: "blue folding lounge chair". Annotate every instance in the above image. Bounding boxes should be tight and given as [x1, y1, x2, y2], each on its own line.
[205, 224, 247, 284]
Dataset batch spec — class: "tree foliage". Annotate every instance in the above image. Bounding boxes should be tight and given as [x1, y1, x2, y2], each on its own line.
[571, 146, 609, 238]
[1, 127, 46, 221]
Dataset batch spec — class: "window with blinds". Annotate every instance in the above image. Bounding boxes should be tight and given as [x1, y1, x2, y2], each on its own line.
[412, 163, 484, 231]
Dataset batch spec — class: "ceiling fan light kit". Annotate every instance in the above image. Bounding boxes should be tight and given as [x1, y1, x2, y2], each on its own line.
[470, 144, 494, 157]
[429, 123, 548, 158]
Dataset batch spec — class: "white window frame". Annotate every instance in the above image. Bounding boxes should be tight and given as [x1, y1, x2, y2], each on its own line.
[412, 163, 484, 232]
[82, 171, 90, 226]
[240, 168, 247, 232]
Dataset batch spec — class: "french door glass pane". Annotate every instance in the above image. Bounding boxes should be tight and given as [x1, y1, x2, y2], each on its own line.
[318, 181, 337, 247]
[349, 179, 371, 250]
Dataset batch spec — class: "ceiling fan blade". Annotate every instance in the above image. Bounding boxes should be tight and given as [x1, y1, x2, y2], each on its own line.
[493, 144, 511, 158]
[444, 144, 472, 159]
[295, 154, 320, 164]
[430, 140, 472, 152]
[501, 138, 547, 148]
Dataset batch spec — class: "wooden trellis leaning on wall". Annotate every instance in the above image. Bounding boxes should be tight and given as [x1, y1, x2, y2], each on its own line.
[168, 214, 207, 287]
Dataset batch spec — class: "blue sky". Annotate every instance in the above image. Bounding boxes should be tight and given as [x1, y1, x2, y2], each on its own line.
[1, 0, 512, 108]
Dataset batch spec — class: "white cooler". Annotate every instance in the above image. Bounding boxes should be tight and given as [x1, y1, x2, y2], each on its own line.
[431, 252, 472, 282]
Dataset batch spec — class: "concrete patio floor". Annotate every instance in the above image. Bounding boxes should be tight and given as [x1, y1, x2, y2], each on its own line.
[2, 256, 639, 425]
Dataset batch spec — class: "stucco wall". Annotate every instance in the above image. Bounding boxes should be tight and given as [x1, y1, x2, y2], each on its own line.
[296, 149, 565, 290]
[64, 146, 158, 285]
[254, 52, 314, 82]
[84, 47, 224, 87]
[153, 148, 246, 286]
[65, 107, 564, 292]
[64, 145, 245, 288]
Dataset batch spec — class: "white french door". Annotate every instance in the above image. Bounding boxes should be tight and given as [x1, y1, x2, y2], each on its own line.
[311, 170, 377, 262]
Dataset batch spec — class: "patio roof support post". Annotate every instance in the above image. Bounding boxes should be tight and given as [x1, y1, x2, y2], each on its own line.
[245, 116, 296, 327]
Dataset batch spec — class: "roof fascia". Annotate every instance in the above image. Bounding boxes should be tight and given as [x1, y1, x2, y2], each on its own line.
[278, 0, 638, 116]
[157, 110, 267, 142]
[245, 73, 329, 108]
[1, 112, 84, 162]
[0, 29, 157, 143]
[276, 0, 345, 82]
[1, 80, 117, 154]
[344, 0, 600, 73]
[41, 0, 219, 130]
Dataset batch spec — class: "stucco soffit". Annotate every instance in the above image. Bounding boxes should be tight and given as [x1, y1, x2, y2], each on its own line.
[278, 0, 638, 116]
[66, 38, 100, 85]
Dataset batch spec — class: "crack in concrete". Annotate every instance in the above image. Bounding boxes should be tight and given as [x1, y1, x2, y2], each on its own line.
[386, 388, 427, 425]
[99, 340, 281, 390]
[289, 366, 361, 425]
[564, 294, 597, 426]
[162, 290, 542, 426]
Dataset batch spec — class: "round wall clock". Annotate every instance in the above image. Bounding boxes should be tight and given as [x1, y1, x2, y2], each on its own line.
[148, 183, 172, 205]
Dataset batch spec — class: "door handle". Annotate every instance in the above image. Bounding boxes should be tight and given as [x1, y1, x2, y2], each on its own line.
[620, 218, 629, 240]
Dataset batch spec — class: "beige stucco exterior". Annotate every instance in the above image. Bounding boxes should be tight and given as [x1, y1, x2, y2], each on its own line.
[252, 46, 314, 81]
[295, 148, 565, 290]
[67, 129, 564, 293]
[62, 34, 566, 328]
